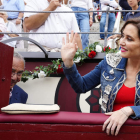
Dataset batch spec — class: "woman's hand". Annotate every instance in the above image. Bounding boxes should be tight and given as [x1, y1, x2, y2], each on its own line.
[61, 31, 78, 68]
[107, 34, 121, 40]
[102, 107, 134, 136]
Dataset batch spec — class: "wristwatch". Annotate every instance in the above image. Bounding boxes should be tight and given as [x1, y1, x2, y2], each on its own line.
[18, 17, 22, 20]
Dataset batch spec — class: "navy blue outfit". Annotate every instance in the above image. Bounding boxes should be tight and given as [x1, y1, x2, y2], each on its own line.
[9, 85, 28, 104]
[63, 53, 140, 119]
[125, 6, 140, 21]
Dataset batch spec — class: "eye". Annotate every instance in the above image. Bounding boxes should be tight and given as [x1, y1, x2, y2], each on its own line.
[127, 37, 133, 41]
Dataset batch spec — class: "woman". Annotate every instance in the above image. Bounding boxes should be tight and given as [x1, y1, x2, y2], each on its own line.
[61, 18, 140, 136]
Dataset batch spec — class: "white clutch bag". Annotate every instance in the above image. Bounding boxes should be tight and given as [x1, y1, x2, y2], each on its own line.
[1, 103, 60, 114]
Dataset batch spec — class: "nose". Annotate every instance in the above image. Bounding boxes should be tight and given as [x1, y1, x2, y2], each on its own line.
[119, 37, 126, 46]
[11, 73, 18, 81]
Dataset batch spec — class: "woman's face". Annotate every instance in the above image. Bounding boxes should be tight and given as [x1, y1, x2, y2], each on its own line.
[120, 24, 140, 59]
[127, 0, 138, 7]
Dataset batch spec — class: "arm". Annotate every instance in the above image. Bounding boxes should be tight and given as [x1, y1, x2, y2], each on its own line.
[89, 8, 93, 27]
[101, 0, 118, 9]
[24, 1, 27, 5]
[103, 106, 134, 136]
[64, 0, 68, 4]
[24, 0, 61, 30]
[16, 12, 24, 25]
[0, 0, 2, 6]
[8, 33, 19, 37]
[61, 32, 102, 93]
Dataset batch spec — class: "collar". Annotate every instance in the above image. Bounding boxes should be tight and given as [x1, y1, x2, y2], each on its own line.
[115, 57, 127, 70]
[129, 5, 140, 14]
[106, 53, 127, 70]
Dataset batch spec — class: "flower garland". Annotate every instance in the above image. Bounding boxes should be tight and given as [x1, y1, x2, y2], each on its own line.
[21, 42, 118, 83]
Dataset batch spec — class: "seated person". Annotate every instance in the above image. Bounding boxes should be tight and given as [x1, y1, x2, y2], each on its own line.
[0, 16, 7, 40]
[10, 51, 28, 104]
[0, 11, 19, 48]
[24, 0, 82, 52]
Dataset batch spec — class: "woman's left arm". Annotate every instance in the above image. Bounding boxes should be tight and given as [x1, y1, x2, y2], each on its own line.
[103, 107, 134, 136]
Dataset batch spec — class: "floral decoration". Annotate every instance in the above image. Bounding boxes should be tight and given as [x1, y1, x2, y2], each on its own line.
[21, 42, 118, 83]
[88, 51, 96, 59]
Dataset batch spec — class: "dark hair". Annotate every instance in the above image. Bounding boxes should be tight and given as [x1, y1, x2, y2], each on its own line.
[121, 18, 140, 38]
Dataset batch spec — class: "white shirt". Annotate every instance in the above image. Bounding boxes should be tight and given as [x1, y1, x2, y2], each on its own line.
[24, 0, 31, 4]
[1, 21, 18, 47]
[24, 0, 80, 49]
[71, 0, 93, 10]
[100, 0, 118, 11]
[0, 17, 7, 32]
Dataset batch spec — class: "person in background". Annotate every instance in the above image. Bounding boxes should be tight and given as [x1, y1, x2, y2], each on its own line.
[100, 0, 118, 40]
[66, 0, 93, 50]
[61, 18, 140, 136]
[108, 0, 140, 40]
[125, 0, 140, 21]
[0, 0, 25, 49]
[0, 16, 7, 40]
[93, 0, 98, 22]
[10, 51, 28, 104]
[95, 4, 101, 22]
[24, 0, 82, 52]
[0, 12, 19, 47]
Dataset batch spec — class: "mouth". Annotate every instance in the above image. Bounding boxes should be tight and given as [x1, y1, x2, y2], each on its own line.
[121, 47, 128, 52]
[11, 81, 16, 87]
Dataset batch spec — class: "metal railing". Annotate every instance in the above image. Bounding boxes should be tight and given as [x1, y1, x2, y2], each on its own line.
[0, 8, 140, 55]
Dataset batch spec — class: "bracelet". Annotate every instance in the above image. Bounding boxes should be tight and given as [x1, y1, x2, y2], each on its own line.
[120, 108, 129, 117]
[18, 17, 22, 20]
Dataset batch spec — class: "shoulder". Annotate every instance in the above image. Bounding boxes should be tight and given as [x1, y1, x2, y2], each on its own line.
[105, 53, 122, 68]
[13, 85, 28, 96]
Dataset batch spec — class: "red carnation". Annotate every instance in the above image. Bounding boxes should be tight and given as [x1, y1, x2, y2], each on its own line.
[57, 64, 63, 74]
[104, 46, 111, 52]
[88, 51, 96, 59]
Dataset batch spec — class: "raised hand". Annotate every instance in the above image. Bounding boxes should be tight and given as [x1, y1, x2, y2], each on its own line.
[48, 0, 61, 11]
[61, 31, 78, 68]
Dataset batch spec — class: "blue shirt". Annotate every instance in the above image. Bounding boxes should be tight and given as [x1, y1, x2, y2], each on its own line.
[63, 53, 140, 119]
[125, 6, 140, 21]
[3, 0, 24, 19]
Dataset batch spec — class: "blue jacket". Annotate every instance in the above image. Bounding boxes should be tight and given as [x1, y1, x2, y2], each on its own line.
[9, 85, 28, 104]
[63, 53, 140, 119]
[125, 6, 140, 21]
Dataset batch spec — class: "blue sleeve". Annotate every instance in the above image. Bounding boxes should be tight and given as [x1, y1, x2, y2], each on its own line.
[130, 106, 140, 119]
[16, 0, 25, 11]
[63, 59, 104, 94]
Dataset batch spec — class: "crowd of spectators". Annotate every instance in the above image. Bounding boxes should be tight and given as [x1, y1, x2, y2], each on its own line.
[0, 0, 140, 51]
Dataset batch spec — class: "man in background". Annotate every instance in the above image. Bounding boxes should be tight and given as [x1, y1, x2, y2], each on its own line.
[100, 0, 118, 39]
[24, 0, 82, 52]
[10, 51, 28, 104]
